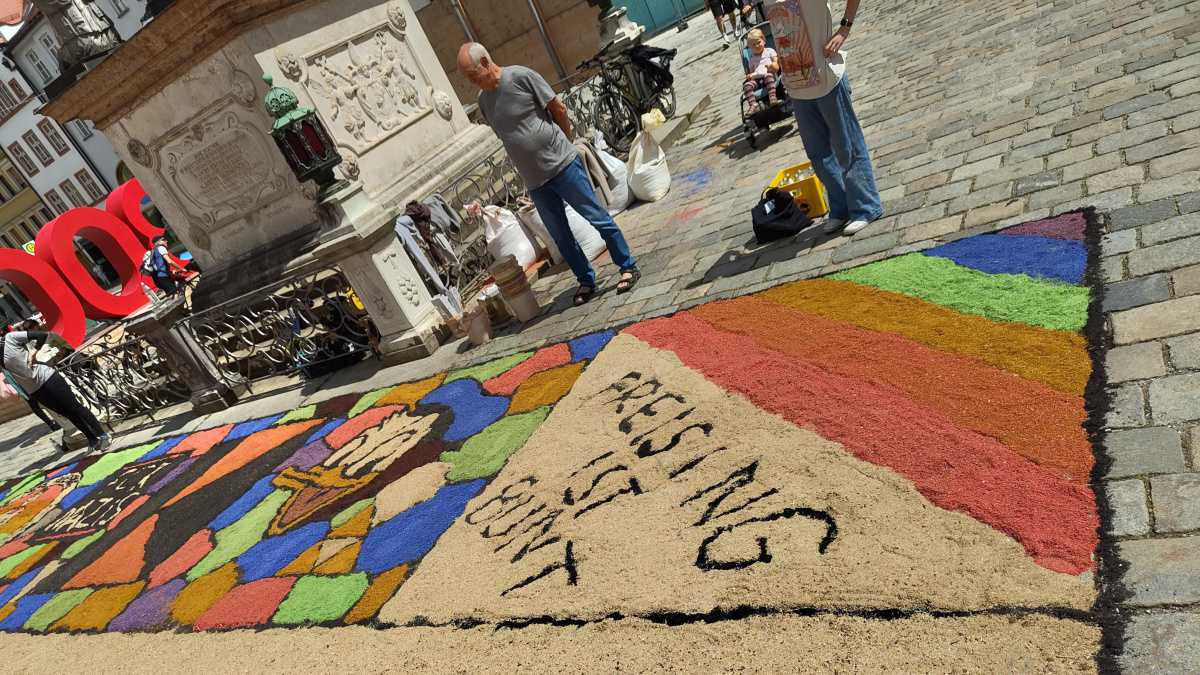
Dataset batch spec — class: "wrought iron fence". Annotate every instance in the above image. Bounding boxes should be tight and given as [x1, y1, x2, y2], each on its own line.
[440, 146, 529, 298]
[183, 265, 377, 389]
[59, 333, 191, 426]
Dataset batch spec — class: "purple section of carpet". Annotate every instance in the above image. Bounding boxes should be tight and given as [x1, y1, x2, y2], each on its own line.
[147, 458, 197, 494]
[274, 439, 334, 472]
[999, 212, 1085, 240]
[106, 578, 186, 632]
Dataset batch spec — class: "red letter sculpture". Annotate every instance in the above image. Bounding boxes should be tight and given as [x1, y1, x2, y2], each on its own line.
[35, 208, 150, 320]
[0, 248, 87, 346]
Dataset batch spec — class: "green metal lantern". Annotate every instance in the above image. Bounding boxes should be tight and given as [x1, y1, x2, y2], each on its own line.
[263, 74, 346, 197]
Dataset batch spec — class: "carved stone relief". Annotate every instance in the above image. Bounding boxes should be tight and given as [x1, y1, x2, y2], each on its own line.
[387, 0, 407, 33]
[433, 91, 454, 120]
[127, 139, 153, 168]
[295, 19, 436, 154]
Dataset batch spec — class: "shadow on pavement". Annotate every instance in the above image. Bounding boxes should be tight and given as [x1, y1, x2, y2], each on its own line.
[688, 225, 837, 289]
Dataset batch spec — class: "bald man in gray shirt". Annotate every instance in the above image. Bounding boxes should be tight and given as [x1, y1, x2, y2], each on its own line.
[460, 43, 641, 306]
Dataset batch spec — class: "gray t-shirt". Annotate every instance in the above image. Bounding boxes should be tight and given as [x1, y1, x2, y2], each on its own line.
[478, 66, 577, 189]
[2, 332, 55, 395]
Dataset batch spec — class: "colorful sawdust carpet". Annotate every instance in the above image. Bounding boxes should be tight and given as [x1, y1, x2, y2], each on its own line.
[0, 212, 1102, 666]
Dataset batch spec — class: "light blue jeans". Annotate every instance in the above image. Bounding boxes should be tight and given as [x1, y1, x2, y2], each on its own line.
[791, 77, 884, 223]
[529, 156, 637, 288]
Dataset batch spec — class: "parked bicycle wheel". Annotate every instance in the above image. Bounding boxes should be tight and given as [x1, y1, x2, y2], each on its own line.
[592, 92, 640, 156]
[653, 86, 677, 119]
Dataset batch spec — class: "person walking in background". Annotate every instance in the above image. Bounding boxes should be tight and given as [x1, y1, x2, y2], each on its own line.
[142, 234, 188, 298]
[769, 0, 883, 236]
[709, 0, 754, 45]
[458, 42, 641, 306]
[1, 325, 109, 452]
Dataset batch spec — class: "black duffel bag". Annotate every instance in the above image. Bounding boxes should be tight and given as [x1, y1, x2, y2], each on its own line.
[751, 188, 813, 244]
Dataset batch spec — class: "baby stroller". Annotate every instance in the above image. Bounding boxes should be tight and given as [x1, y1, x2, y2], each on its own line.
[740, 20, 790, 149]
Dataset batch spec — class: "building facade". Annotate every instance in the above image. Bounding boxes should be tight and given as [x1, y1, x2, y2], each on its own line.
[0, 0, 147, 324]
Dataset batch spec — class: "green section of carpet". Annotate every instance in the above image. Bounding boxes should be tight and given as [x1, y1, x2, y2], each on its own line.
[0, 543, 50, 578]
[1, 473, 45, 506]
[188, 490, 290, 580]
[60, 531, 105, 560]
[443, 352, 534, 384]
[348, 390, 391, 419]
[24, 588, 93, 632]
[440, 407, 550, 481]
[272, 573, 369, 625]
[330, 499, 374, 529]
[78, 443, 159, 488]
[832, 253, 1089, 331]
[275, 405, 317, 425]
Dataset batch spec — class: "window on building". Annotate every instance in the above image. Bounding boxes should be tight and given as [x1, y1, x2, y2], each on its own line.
[7, 143, 38, 176]
[10, 169, 27, 188]
[38, 34, 59, 61]
[111, 0, 129, 15]
[8, 79, 26, 100]
[38, 208, 53, 223]
[0, 232, 15, 248]
[37, 120, 71, 156]
[19, 221, 37, 241]
[0, 84, 16, 115]
[59, 179, 86, 208]
[0, 172, 14, 199]
[43, 188, 67, 214]
[69, 119, 94, 140]
[75, 170, 106, 203]
[21, 132, 53, 167]
[26, 50, 54, 85]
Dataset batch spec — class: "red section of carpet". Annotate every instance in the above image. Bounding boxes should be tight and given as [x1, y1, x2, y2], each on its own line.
[625, 313, 1098, 575]
[691, 296, 1093, 482]
[484, 343, 572, 396]
[998, 212, 1085, 241]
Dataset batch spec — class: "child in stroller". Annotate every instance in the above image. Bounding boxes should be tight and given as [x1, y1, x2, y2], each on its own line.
[740, 22, 790, 149]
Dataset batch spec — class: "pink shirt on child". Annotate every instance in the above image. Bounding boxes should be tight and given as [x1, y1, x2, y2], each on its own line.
[748, 47, 779, 77]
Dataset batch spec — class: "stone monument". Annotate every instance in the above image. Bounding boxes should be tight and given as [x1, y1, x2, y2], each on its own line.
[30, 0, 121, 69]
[41, 0, 501, 363]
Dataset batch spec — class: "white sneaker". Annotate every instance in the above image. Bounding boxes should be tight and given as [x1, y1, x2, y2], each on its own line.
[722, 32, 732, 44]
[822, 218, 846, 234]
[843, 219, 870, 235]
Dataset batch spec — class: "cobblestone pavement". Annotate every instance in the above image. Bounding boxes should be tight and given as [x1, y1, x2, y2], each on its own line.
[0, 0, 1196, 668]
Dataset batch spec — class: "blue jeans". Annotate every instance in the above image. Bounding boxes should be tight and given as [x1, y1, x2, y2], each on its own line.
[529, 156, 637, 287]
[791, 78, 884, 223]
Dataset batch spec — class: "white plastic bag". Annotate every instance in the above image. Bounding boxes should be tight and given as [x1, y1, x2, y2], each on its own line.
[565, 205, 607, 261]
[627, 132, 670, 202]
[517, 199, 562, 264]
[478, 204, 538, 269]
[592, 130, 632, 214]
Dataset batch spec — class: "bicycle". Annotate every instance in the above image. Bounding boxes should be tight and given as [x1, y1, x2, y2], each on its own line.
[576, 44, 678, 156]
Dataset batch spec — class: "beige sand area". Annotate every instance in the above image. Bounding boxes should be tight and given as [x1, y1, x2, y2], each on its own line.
[383, 334, 1096, 626]
[0, 614, 1097, 673]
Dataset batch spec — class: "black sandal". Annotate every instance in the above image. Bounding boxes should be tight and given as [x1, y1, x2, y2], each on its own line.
[574, 285, 596, 306]
[616, 269, 642, 294]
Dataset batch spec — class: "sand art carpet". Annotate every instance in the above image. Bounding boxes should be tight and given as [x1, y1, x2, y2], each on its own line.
[0, 212, 1106, 669]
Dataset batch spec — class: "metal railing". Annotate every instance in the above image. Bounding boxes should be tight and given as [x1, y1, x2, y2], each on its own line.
[183, 265, 377, 389]
[439, 145, 530, 298]
[59, 333, 191, 426]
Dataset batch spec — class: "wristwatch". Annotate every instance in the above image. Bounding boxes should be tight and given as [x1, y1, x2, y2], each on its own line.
[840, 17, 853, 28]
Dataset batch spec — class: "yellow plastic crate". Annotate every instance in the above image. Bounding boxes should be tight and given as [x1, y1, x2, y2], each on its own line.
[767, 162, 829, 218]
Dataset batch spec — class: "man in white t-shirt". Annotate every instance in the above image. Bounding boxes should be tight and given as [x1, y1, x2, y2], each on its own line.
[768, 0, 883, 236]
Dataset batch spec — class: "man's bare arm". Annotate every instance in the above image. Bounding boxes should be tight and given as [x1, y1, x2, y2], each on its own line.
[547, 97, 573, 140]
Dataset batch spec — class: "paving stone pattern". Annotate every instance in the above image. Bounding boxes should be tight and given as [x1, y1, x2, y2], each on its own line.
[2, 0, 1196, 667]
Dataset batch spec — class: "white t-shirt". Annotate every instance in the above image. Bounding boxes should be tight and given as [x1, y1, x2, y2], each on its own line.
[767, 0, 846, 100]
[748, 47, 779, 78]
[2, 332, 55, 394]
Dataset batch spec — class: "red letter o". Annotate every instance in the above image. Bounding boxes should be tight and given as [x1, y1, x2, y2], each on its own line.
[105, 178, 163, 246]
[0, 248, 87, 347]
[35, 208, 150, 319]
